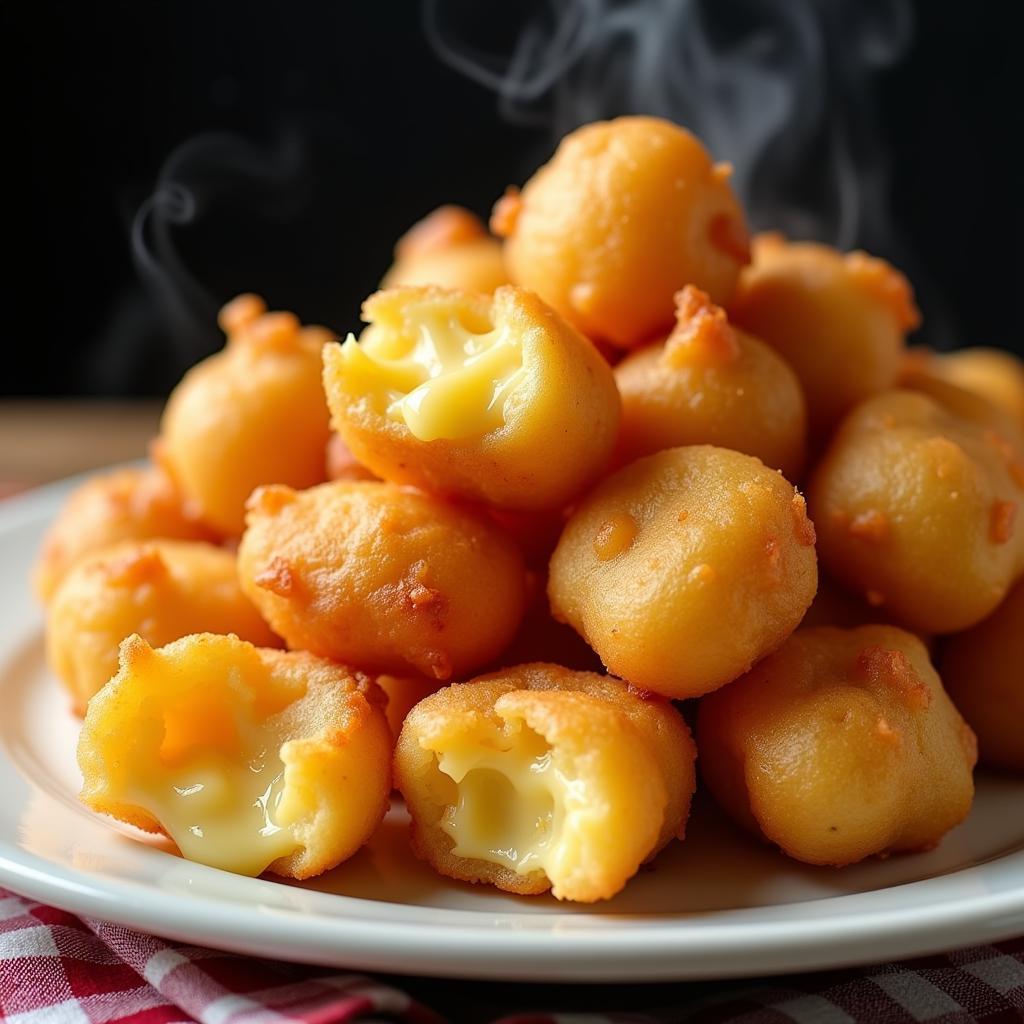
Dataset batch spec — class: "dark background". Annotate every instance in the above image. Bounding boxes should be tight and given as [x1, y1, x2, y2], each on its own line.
[14, 0, 1021, 399]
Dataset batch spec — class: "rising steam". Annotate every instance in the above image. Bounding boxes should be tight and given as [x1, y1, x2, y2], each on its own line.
[131, 129, 309, 364]
[424, 0, 913, 253]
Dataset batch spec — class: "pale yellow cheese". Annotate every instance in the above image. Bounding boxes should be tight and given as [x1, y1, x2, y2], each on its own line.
[435, 724, 579, 878]
[336, 303, 526, 442]
[125, 741, 299, 877]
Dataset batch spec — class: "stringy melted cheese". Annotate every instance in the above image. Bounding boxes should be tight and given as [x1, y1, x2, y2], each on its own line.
[337, 303, 526, 442]
[126, 740, 299, 877]
[435, 725, 577, 877]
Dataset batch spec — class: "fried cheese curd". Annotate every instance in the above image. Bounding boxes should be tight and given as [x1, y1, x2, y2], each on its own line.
[730, 234, 921, 435]
[902, 346, 1024, 431]
[375, 674, 443, 741]
[322, 285, 620, 510]
[493, 117, 750, 350]
[47, 540, 279, 715]
[78, 633, 390, 878]
[394, 663, 696, 902]
[548, 446, 818, 698]
[159, 294, 333, 536]
[808, 389, 1024, 634]
[614, 287, 807, 479]
[940, 579, 1024, 773]
[238, 480, 528, 680]
[493, 116, 750, 349]
[33, 465, 212, 603]
[697, 626, 977, 867]
[382, 205, 508, 294]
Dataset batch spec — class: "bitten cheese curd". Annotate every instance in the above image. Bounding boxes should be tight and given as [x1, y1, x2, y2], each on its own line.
[237, 480, 528, 680]
[548, 446, 818, 699]
[322, 285, 620, 509]
[33, 465, 212, 603]
[614, 287, 807, 479]
[394, 663, 696, 902]
[159, 294, 333, 536]
[809, 389, 1024, 634]
[941, 579, 1024, 773]
[78, 633, 392, 879]
[47, 540, 280, 715]
[382, 205, 508, 295]
[697, 626, 977, 867]
[493, 116, 750, 349]
[730, 234, 921, 436]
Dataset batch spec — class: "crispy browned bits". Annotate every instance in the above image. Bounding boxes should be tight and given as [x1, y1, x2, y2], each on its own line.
[549, 446, 817, 699]
[322, 285, 620, 510]
[808, 389, 1024, 634]
[494, 117, 749, 350]
[940, 580, 1024, 773]
[159, 295, 333, 536]
[237, 480, 528, 680]
[33, 465, 214, 603]
[697, 626, 977, 866]
[47, 539, 280, 715]
[394, 662, 696, 902]
[614, 286, 807, 479]
[78, 633, 391, 879]
[730, 234, 920, 436]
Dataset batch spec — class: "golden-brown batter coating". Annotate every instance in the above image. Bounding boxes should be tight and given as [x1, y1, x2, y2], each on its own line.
[78, 633, 392, 879]
[47, 540, 279, 715]
[809, 389, 1024, 634]
[730, 234, 920, 437]
[697, 626, 977, 866]
[237, 480, 528, 680]
[394, 662, 696, 902]
[940, 579, 1024, 772]
[33, 465, 212, 603]
[548, 446, 818, 698]
[322, 285, 621, 510]
[493, 116, 750, 349]
[159, 294, 333, 536]
[614, 287, 807, 479]
[901, 346, 1024, 432]
[382, 205, 508, 294]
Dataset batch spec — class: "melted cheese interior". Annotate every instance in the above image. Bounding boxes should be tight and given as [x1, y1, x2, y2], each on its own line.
[126, 733, 299, 877]
[436, 724, 572, 876]
[337, 302, 526, 442]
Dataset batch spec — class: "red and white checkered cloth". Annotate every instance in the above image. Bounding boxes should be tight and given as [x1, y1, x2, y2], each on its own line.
[2, 887, 1022, 1024]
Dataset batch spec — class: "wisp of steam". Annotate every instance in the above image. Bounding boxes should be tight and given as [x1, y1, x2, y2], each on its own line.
[131, 129, 309, 366]
[424, 0, 913, 256]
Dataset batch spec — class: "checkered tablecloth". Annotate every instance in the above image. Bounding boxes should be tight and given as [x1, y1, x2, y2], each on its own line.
[2, 887, 1022, 1023]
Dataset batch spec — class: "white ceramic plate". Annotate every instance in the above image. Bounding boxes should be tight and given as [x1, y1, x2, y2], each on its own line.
[2, 473, 1023, 982]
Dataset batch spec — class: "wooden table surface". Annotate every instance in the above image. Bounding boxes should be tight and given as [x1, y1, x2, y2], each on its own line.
[0, 401, 163, 490]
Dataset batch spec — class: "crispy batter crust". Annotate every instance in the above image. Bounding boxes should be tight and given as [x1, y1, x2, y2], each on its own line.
[238, 480, 527, 680]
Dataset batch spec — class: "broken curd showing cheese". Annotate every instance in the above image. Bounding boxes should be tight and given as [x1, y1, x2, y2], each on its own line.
[395, 663, 697, 902]
[78, 633, 391, 880]
[323, 286, 620, 510]
[335, 294, 526, 442]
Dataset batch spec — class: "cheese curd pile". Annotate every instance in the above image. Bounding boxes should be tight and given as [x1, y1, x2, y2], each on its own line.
[35, 116, 1024, 902]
